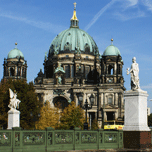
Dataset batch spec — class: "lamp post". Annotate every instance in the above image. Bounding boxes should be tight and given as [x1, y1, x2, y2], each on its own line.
[102, 93, 105, 129]
[78, 94, 83, 107]
[82, 94, 94, 130]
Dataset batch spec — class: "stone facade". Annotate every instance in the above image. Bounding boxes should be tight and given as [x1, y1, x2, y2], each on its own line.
[34, 6, 126, 128]
[34, 51, 125, 128]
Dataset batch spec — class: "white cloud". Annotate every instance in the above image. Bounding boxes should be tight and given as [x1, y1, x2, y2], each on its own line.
[84, 0, 146, 31]
[84, 0, 116, 31]
[142, 0, 152, 11]
[113, 10, 145, 21]
[126, 0, 139, 7]
[0, 13, 65, 33]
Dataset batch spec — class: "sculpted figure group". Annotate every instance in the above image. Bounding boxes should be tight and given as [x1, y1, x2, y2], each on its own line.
[8, 88, 21, 110]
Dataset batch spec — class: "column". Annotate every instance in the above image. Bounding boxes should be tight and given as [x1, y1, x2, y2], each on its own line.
[115, 93, 118, 106]
[15, 66, 17, 76]
[118, 94, 121, 118]
[83, 93, 87, 106]
[104, 112, 107, 121]
[112, 94, 114, 105]
[8, 67, 10, 76]
[87, 112, 89, 122]
[114, 63, 116, 75]
[115, 111, 118, 120]
[106, 65, 108, 74]
[98, 93, 101, 118]
[101, 93, 103, 106]
[121, 94, 124, 108]
[74, 93, 78, 107]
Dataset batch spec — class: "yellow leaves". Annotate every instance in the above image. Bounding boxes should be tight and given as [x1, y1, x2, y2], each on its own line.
[57, 101, 86, 130]
[35, 101, 60, 130]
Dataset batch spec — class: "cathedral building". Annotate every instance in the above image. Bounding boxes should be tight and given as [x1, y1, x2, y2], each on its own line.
[34, 4, 126, 128]
[3, 43, 27, 81]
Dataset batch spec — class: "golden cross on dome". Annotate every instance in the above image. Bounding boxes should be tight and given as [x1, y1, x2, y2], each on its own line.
[73, 2, 77, 10]
[15, 42, 18, 45]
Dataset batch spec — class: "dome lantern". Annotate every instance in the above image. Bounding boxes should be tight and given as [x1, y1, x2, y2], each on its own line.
[70, 2, 79, 28]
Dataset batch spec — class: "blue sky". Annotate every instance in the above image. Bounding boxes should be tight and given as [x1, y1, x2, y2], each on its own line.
[0, 0, 152, 112]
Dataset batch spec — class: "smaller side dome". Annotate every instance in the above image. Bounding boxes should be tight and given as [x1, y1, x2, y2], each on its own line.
[103, 39, 121, 56]
[7, 43, 24, 59]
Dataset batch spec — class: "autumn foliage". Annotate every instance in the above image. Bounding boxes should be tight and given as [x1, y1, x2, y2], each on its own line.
[35, 101, 60, 130]
[56, 101, 87, 130]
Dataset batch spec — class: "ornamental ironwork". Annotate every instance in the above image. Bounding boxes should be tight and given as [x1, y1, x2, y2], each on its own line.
[48, 132, 52, 145]
[55, 132, 73, 144]
[81, 133, 97, 143]
[23, 132, 45, 145]
[15, 132, 20, 146]
[0, 132, 11, 146]
[75, 132, 79, 144]
[104, 133, 117, 143]
[99, 133, 102, 143]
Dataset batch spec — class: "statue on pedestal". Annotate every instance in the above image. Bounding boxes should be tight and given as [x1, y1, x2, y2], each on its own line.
[127, 57, 140, 90]
[8, 88, 21, 110]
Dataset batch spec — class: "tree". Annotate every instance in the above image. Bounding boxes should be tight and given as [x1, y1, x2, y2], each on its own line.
[56, 101, 88, 130]
[0, 78, 43, 129]
[35, 101, 60, 130]
[91, 118, 98, 130]
[148, 113, 152, 126]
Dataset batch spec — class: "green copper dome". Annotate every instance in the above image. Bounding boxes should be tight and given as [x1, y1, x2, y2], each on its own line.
[7, 48, 24, 59]
[49, 28, 99, 54]
[103, 40, 121, 56]
[49, 6, 99, 55]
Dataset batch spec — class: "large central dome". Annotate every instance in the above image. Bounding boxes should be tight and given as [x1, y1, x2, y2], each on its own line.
[49, 5, 99, 55]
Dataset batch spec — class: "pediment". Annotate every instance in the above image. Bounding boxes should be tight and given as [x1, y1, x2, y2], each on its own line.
[104, 104, 117, 109]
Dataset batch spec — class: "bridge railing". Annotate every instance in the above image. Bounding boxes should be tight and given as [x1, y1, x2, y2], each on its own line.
[0, 127, 123, 152]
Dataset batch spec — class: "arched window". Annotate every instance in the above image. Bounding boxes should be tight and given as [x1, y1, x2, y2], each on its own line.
[10, 67, 15, 76]
[85, 66, 90, 78]
[18, 67, 21, 76]
[108, 65, 114, 75]
[108, 96, 112, 104]
[65, 65, 70, 78]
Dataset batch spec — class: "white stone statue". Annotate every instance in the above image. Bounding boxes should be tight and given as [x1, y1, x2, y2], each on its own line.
[127, 57, 140, 90]
[8, 88, 21, 110]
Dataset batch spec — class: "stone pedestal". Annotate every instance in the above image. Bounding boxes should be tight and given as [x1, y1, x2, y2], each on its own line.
[123, 131, 152, 149]
[123, 89, 151, 149]
[7, 109, 20, 129]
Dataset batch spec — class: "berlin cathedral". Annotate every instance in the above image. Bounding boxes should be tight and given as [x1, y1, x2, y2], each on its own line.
[2, 4, 125, 128]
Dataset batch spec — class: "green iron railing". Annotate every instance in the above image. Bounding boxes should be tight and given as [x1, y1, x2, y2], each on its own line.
[0, 127, 123, 152]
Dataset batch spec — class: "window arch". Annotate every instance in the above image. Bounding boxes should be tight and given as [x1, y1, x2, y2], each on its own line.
[108, 65, 114, 75]
[10, 67, 15, 76]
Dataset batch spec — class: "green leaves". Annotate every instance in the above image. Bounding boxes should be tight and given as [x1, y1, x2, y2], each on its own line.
[0, 79, 42, 129]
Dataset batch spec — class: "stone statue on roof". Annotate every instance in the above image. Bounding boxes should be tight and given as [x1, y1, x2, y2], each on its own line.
[127, 57, 140, 90]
